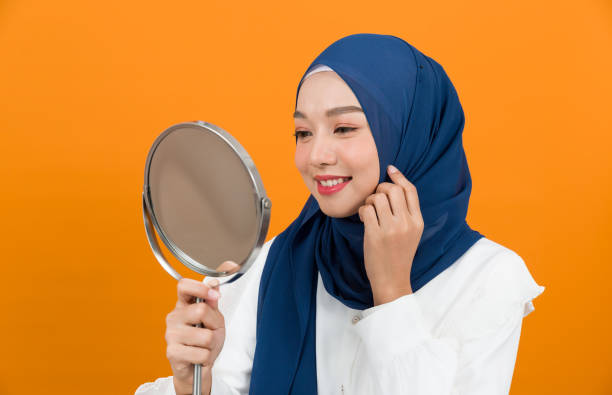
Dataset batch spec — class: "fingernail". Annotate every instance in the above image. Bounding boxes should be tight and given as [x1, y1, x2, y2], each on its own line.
[209, 279, 219, 287]
[388, 165, 398, 173]
[208, 289, 219, 299]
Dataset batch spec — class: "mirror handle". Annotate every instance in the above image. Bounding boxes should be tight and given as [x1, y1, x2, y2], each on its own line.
[193, 297, 204, 395]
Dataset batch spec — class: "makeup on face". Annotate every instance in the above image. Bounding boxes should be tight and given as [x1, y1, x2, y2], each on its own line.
[314, 175, 353, 195]
[294, 70, 380, 217]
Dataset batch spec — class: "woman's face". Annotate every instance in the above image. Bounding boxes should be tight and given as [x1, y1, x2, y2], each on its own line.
[294, 70, 380, 218]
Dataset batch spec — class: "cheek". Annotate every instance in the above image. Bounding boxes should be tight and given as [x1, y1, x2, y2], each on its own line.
[294, 145, 309, 174]
[349, 138, 379, 191]
[345, 139, 378, 171]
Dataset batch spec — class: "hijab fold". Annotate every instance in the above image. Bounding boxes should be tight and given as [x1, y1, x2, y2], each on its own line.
[249, 33, 484, 395]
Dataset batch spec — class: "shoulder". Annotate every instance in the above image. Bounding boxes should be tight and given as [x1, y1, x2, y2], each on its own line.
[418, 237, 545, 340]
[459, 238, 544, 309]
[420, 237, 543, 300]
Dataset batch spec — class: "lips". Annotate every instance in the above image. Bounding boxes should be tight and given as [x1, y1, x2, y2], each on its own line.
[314, 174, 351, 181]
[315, 176, 352, 195]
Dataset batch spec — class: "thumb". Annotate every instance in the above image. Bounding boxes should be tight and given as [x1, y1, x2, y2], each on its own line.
[203, 277, 221, 311]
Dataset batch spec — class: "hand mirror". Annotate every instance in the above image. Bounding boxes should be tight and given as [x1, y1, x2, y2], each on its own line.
[142, 121, 271, 395]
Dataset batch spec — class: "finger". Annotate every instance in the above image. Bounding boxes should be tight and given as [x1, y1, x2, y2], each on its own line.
[376, 182, 409, 219]
[405, 184, 422, 220]
[177, 278, 216, 308]
[202, 278, 221, 311]
[183, 300, 224, 330]
[364, 192, 393, 227]
[167, 343, 214, 367]
[168, 325, 216, 349]
[217, 260, 240, 275]
[358, 204, 378, 229]
[387, 165, 421, 217]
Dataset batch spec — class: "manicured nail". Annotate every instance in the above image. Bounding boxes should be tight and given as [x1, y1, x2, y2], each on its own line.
[208, 289, 219, 299]
[388, 165, 398, 173]
[209, 279, 219, 287]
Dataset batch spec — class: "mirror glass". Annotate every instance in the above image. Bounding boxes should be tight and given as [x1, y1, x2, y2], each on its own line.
[143, 121, 271, 279]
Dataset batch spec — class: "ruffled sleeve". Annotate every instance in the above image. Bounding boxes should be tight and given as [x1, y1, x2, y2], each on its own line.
[451, 250, 545, 341]
[134, 376, 176, 395]
[448, 250, 545, 393]
[351, 249, 544, 394]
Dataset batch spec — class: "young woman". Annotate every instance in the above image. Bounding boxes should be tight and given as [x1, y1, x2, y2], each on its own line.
[136, 33, 544, 395]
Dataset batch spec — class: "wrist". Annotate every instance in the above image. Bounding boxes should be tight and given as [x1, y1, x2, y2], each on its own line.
[173, 369, 212, 395]
[372, 285, 412, 306]
[172, 376, 190, 395]
[200, 369, 213, 395]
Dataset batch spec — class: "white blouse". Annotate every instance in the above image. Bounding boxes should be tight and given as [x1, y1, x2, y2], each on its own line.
[136, 236, 544, 395]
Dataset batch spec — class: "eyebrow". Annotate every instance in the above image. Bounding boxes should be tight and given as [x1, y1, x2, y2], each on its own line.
[293, 105, 364, 119]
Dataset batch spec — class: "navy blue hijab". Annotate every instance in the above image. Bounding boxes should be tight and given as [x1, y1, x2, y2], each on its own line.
[249, 33, 484, 395]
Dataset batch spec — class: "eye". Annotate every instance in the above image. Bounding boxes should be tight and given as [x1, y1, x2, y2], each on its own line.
[293, 130, 311, 139]
[335, 127, 357, 134]
[293, 127, 356, 140]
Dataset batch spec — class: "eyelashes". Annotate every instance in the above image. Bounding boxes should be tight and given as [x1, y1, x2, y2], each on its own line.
[293, 130, 310, 139]
[335, 127, 357, 135]
[293, 127, 357, 140]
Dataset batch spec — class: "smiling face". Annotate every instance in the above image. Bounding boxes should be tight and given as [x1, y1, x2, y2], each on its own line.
[294, 70, 380, 218]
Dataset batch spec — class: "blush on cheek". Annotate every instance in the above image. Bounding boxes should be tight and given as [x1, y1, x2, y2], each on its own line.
[294, 147, 308, 172]
[294, 147, 314, 193]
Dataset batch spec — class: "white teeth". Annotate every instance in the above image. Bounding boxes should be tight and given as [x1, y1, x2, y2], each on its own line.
[319, 177, 349, 187]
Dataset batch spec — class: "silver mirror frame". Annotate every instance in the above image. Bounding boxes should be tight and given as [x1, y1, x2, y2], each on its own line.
[142, 121, 272, 281]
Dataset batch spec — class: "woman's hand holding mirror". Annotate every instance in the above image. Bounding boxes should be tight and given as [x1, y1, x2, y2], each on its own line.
[165, 276, 226, 395]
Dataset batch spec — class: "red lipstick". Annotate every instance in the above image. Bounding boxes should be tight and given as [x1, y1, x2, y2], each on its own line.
[314, 175, 352, 195]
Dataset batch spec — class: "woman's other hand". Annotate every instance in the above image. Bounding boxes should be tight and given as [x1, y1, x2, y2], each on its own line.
[358, 165, 424, 306]
[164, 274, 227, 395]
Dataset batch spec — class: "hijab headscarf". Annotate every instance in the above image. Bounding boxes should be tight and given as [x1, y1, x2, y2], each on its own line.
[248, 33, 484, 395]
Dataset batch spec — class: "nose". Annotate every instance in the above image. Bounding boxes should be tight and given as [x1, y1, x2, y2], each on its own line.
[309, 133, 336, 166]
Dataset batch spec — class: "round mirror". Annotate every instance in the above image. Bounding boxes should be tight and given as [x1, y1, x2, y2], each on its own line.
[142, 120, 271, 281]
[141, 121, 272, 395]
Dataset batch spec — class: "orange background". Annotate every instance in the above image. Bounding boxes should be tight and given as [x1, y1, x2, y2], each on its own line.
[1, 1, 611, 394]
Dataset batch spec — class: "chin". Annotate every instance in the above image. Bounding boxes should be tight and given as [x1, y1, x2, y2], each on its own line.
[316, 201, 359, 218]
